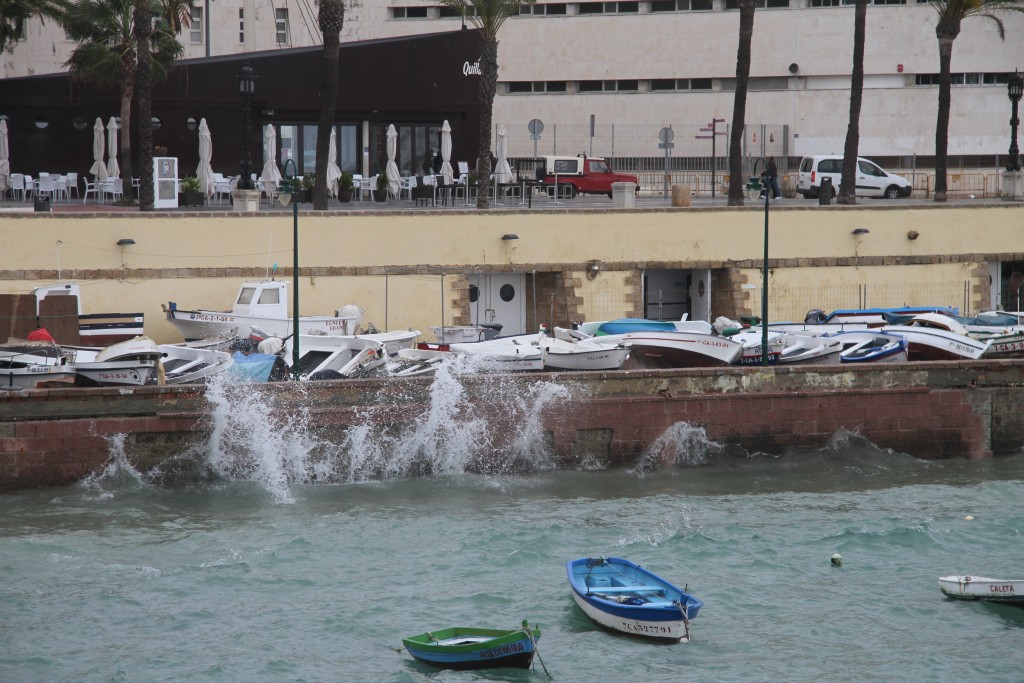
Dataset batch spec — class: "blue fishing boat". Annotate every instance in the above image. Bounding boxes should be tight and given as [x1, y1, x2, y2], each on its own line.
[402, 620, 541, 670]
[566, 557, 703, 642]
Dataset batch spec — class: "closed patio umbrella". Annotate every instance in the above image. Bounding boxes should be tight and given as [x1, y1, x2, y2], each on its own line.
[385, 124, 401, 198]
[90, 118, 107, 181]
[439, 120, 454, 186]
[326, 128, 342, 197]
[196, 118, 214, 198]
[0, 119, 9, 194]
[260, 124, 283, 188]
[495, 124, 513, 183]
[106, 117, 120, 179]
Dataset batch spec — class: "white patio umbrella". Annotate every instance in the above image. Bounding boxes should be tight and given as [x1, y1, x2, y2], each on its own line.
[0, 119, 9, 194]
[260, 124, 283, 188]
[494, 124, 513, 183]
[90, 118, 107, 181]
[196, 118, 215, 198]
[106, 117, 120, 179]
[385, 124, 401, 198]
[326, 127, 342, 198]
[439, 120, 454, 185]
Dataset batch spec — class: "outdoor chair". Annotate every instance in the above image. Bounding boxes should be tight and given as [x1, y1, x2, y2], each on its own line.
[82, 177, 102, 204]
[66, 173, 79, 199]
[10, 173, 25, 200]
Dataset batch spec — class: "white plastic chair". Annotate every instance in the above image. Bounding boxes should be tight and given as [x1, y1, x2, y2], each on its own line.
[66, 173, 79, 199]
[82, 177, 102, 204]
[399, 176, 416, 200]
[351, 174, 363, 200]
[23, 175, 35, 200]
[10, 173, 25, 200]
[103, 178, 123, 202]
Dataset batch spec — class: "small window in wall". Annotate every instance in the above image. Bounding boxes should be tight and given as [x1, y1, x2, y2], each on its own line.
[508, 81, 533, 93]
[238, 8, 245, 43]
[190, 6, 203, 44]
[438, 6, 463, 17]
[392, 6, 428, 18]
[614, 2, 639, 12]
[578, 2, 606, 13]
[578, 80, 603, 92]
[275, 8, 290, 45]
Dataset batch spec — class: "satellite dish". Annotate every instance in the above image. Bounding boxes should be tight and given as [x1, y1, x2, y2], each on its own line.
[1011, 271, 1024, 288]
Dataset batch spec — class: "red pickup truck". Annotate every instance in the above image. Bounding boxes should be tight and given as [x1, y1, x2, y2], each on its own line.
[540, 155, 638, 198]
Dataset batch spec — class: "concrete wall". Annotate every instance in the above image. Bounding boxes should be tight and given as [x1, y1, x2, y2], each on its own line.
[1, 203, 1022, 342]
[3, 360, 1024, 492]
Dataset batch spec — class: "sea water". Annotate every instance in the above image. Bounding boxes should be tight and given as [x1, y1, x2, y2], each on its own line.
[1, 365, 1023, 682]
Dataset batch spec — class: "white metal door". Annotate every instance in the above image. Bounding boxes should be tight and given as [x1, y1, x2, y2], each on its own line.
[469, 273, 526, 336]
[689, 269, 712, 322]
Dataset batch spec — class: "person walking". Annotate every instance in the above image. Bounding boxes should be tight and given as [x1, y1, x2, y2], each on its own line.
[765, 156, 781, 199]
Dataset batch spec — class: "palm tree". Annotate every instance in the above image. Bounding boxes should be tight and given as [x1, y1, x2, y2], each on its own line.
[727, 0, 757, 207]
[135, 0, 190, 211]
[929, 0, 1024, 202]
[62, 0, 183, 205]
[313, 0, 345, 211]
[838, 0, 868, 205]
[438, 0, 532, 209]
[0, 0, 68, 52]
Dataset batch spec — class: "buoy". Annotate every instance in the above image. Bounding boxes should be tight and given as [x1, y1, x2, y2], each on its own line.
[965, 515, 974, 521]
[830, 553, 843, 567]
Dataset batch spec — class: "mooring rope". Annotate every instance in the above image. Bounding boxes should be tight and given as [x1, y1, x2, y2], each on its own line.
[523, 622, 552, 679]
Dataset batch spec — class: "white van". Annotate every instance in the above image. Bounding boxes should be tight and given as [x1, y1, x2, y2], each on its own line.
[797, 155, 912, 200]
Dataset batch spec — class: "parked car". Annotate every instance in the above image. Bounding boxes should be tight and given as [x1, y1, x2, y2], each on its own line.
[796, 155, 913, 200]
[539, 154, 638, 198]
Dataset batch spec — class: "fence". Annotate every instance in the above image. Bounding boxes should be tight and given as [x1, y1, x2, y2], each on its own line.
[742, 281, 972, 323]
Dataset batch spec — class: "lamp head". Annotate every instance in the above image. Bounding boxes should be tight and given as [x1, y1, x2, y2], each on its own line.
[116, 238, 135, 246]
[237, 62, 258, 95]
[501, 234, 519, 241]
[1009, 70, 1023, 102]
[852, 228, 870, 236]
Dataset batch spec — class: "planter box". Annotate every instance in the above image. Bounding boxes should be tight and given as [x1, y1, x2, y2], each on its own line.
[179, 191, 205, 207]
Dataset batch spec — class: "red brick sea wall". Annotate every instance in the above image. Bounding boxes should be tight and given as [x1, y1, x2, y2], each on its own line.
[2, 361, 1023, 492]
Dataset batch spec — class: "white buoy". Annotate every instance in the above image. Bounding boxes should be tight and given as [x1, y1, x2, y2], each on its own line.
[965, 515, 974, 521]
[831, 553, 843, 567]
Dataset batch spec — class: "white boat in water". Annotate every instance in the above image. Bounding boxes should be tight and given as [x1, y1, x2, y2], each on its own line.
[539, 335, 630, 371]
[832, 331, 909, 364]
[163, 281, 364, 341]
[938, 575, 1024, 604]
[65, 336, 163, 386]
[882, 314, 990, 361]
[0, 339, 77, 389]
[283, 334, 389, 380]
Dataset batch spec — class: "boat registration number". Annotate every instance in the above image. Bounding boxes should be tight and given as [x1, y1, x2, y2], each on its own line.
[621, 621, 672, 635]
[990, 584, 1015, 594]
[189, 313, 234, 323]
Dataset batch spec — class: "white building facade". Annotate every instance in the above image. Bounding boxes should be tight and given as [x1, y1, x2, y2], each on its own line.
[4, 0, 1022, 163]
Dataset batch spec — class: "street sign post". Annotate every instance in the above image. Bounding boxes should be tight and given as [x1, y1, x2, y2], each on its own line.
[695, 118, 726, 199]
[658, 127, 675, 197]
[528, 118, 544, 159]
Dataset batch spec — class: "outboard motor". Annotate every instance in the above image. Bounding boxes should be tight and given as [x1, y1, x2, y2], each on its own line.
[804, 309, 827, 324]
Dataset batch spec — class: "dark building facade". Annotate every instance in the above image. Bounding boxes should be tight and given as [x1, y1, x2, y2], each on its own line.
[0, 30, 482, 182]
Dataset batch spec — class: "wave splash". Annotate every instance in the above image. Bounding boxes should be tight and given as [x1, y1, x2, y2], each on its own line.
[194, 360, 571, 500]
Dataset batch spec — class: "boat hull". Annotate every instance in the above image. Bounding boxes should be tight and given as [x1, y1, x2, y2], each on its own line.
[403, 625, 539, 670]
[881, 326, 989, 361]
[620, 331, 741, 368]
[166, 310, 359, 342]
[938, 575, 1024, 604]
[566, 557, 702, 643]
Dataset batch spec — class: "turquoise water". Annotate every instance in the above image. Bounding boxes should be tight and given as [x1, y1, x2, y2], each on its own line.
[1, 372, 1023, 682]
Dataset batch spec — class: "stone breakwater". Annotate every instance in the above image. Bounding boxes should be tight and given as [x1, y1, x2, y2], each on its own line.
[2, 360, 1023, 492]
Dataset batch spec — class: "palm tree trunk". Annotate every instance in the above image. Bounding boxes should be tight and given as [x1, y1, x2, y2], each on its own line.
[728, 0, 756, 207]
[314, 0, 344, 211]
[475, 36, 499, 210]
[133, 1, 154, 211]
[838, 0, 867, 205]
[119, 77, 135, 203]
[934, 27, 958, 202]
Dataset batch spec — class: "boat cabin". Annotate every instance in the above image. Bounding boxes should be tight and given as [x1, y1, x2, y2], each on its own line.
[233, 282, 288, 320]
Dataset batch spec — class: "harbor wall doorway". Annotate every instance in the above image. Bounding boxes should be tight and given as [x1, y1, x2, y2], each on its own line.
[643, 269, 712, 322]
[469, 273, 526, 336]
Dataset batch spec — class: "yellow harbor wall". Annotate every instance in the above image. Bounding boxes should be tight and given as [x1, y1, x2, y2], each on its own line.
[0, 204, 1021, 343]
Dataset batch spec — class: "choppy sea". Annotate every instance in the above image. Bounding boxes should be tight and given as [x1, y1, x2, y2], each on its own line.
[1, 369, 1022, 682]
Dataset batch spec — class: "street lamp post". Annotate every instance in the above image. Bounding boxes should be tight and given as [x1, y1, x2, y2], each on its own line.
[237, 62, 258, 190]
[760, 184, 770, 366]
[1008, 70, 1023, 172]
[278, 182, 300, 380]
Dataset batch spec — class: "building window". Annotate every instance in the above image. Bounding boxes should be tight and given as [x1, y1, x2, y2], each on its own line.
[649, 78, 714, 91]
[239, 8, 244, 43]
[190, 6, 203, 44]
[392, 6, 429, 18]
[506, 81, 569, 93]
[275, 8, 290, 45]
[915, 72, 1008, 86]
[520, 3, 567, 14]
[725, 0, 790, 7]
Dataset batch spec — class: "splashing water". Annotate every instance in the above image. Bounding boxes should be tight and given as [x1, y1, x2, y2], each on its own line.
[81, 432, 150, 496]
[632, 422, 725, 473]
[194, 358, 571, 498]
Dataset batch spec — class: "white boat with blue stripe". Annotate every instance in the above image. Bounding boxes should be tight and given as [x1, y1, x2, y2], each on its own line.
[566, 556, 703, 642]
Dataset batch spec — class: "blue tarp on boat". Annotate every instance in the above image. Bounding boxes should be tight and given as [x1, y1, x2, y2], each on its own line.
[227, 352, 278, 382]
